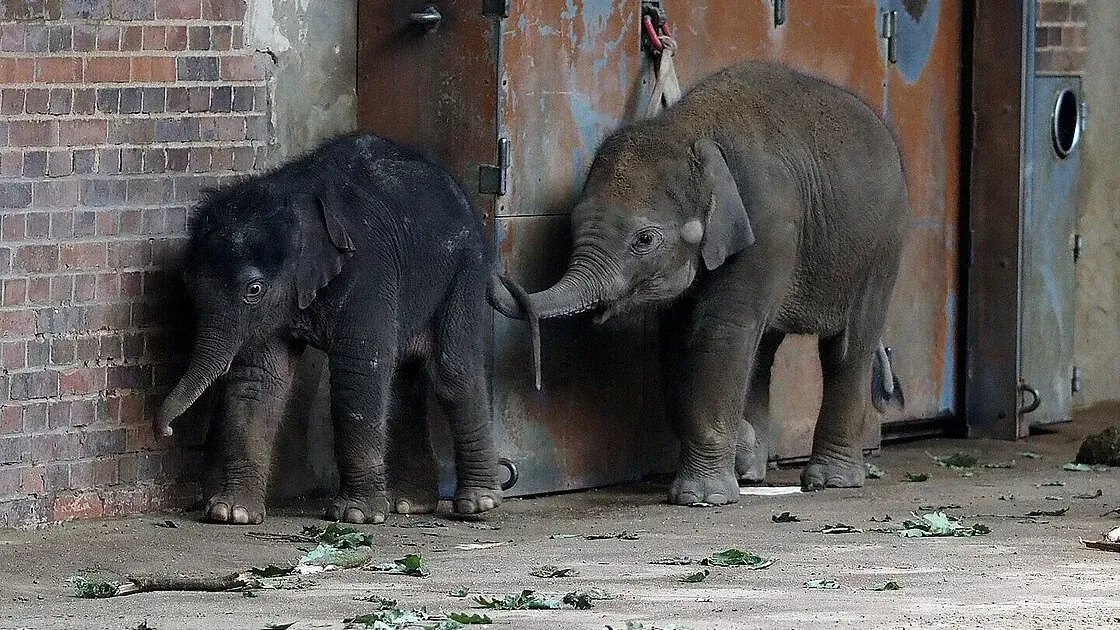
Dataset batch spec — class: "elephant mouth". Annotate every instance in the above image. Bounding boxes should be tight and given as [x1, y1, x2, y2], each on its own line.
[592, 283, 648, 324]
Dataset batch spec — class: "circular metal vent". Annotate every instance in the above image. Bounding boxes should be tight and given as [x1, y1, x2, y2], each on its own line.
[1051, 88, 1081, 158]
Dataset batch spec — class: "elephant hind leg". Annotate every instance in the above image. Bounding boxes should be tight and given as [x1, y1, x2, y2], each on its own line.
[386, 360, 439, 515]
[802, 329, 878, 490]
[736, 330, 785, 483]
[428, 268, 501, 515]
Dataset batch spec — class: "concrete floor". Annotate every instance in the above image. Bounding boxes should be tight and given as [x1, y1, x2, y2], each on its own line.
[2, 405, 1120, 630]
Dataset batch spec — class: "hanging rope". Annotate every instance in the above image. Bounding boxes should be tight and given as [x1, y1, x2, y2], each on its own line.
[642, 15, 682, 117]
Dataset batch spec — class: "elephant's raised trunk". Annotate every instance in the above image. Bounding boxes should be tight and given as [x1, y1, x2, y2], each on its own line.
[155, 329, 239, 437]
[489, 259, 608, 390]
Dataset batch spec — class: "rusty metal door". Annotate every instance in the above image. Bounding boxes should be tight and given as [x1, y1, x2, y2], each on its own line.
[358, 0, 964, 496]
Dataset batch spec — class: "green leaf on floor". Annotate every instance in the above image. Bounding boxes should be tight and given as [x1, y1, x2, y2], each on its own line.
[264, 624, 295, 630]
[1026, 507, 1069, 517]
[447, 612, 492, 624]
[529, 565, 580, 578]
[302, 523, 374, 549]
[298, 543, 370, 569]
[771, 512, 800, 523]
[474, 590, 592, 610]
[700, 549, 774, 569]
[983, 461, 1016, 469]
[68, 575, 120, 599]
[550, 533, 580, 539]
[368, 554, 430, 577]
[869, 515, 892, 523]
[585, 531, 641, 540]
[1074, 489, 1103, 499]
[897, 512, 991, 537]
[868, 581, 902, 591]
[449, 587, 471, 598]
[804, 579, 840, 589]
[816, 523, 862, 534]
[679, 569, 710, 583]
[931, 452, 978, 469]
[154, 520, 178, 528]
[865, 462, 885, 479]
[250, 565, 296, 578]
[1064, 462, 1110, 472]
[353, 594, 398, 609]
[608, 622, 696, 630]
[650, 556, 694, 565]
[1021, 451, 1042, 459]
[905, 472, 930, 482]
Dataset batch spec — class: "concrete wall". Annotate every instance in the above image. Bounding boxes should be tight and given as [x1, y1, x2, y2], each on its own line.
[244, 0, 355, 500]
[1074, 0, 1120, 408]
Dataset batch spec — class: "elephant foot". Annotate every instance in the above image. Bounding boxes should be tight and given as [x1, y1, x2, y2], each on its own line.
[389, 486, 439, 515]
[206, 492, 265, 525]
[325, 493, 390, 524]
[668, 469, 740, 506]
[453, 486, 502, 514]
[735, 421, 768, 484]
[801, 457, 866, 491]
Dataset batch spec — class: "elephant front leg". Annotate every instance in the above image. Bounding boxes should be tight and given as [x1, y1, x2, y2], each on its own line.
[669, 324, 761, 506]
[386, 361, 439, 515]
[208, 340, 300, 524]
[802, 332, 874, 490]
[735, 331, 785, 483]
[327, 344, 394, 524]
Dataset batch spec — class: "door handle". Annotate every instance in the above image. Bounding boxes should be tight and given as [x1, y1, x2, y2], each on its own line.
[1019, 383, 1041, 414]
[409, 5, 442, 32]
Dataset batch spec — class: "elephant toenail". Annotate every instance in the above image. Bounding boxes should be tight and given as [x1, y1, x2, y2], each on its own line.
[396, 500, 412, 513]
[344, 508, 365, 523]
[210, 503, 229, 521]
[231, 507, 249, 524]
[478, 497, 494, 511]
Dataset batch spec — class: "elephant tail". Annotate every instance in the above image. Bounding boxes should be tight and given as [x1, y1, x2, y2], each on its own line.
[872, 341, 905, 413]
[488, 273, 542, 390]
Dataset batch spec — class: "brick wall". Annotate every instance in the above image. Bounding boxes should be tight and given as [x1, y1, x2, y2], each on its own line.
[1037, 0, 1088, 74]
[0, 0, 268, 526]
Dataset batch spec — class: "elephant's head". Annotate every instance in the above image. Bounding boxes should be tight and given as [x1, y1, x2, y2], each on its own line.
[491, 131, 754, 326]
[155, 183, 353, 437]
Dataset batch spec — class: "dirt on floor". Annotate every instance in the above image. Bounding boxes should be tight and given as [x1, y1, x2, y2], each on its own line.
[2, 404, 1120, 630]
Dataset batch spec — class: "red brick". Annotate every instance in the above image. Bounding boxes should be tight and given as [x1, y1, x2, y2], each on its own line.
[1, 341, 25, 370]
[96, 209, 119, 236]
[0, 58, 34, 83]
[157, 0, 201, 19]
[165, 26, 187, 51]
[121, 26, 143, 51]
[26, 278, 48, 304]
[95, 273, 118, 299]
[130, 56, 175, 82]
[74, 275, 96, 302]
[13, 244, 60, 273]
[91, 459, 119, 486]
[35, 57, 83, 83]
[49, 276, 72, 302]
[0, 403, 21, 433]
[59, 119, 107, 145]
[85, 57, 129, 82]
[52, 493, 104, 522]
[2, 278, 26, 306]
[19, 466, 44, 494]
[0, 310, 35, 339]
[60, 243, 108, 270]
[96, 26, 120, 51]
[60, 368, 105, 396]
[203, 0, 245, 20]
[219, 55, 260, 81]
[142, 26, 167, 50]
[1, 213, 25, 240]
[9, 120, 57, 147]
[1038, 1, 1070, 22]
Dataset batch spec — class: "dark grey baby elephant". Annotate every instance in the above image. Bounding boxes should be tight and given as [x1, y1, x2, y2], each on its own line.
[492, 60, 907, 505]
[158, 132, 514, 524]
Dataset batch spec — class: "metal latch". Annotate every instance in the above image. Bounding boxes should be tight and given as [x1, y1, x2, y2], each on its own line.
[479, 137, 510, 196]
[881, 11, 898, 64]
[1074, 234, 1084, 262]
[1072, 366, 1082, 394]
[773, 0, 786, 27]
[482, 0, 509, 18]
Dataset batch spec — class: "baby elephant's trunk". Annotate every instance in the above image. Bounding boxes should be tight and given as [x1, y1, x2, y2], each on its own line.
[155, 334, 237, 436]
[488, 274, 541, 390]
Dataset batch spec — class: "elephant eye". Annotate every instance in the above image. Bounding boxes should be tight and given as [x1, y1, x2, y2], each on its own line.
[630, 228, 664, 255]
[243, 280, 266, 304]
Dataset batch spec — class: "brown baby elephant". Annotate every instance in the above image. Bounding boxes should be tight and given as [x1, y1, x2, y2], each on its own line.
[491, 60, 907, 505]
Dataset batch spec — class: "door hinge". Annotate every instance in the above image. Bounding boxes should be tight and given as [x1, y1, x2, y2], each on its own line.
[773, 0, 787, 27]
[1074, 233, 1084, 262]
[482, 0, 509, 18]
[479, 137, 510, 195]
[1072, 366, 1082, 394]
[881, 10, 898, 64]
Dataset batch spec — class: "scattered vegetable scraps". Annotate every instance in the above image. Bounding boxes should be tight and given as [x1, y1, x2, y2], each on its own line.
[368, 554, 430, 578]
[700, 549, 774, 569]
[529, 566, 579, 578]
[771, 512, 800, 523]
[905, 472, 929, 482]
[897, 512, 991, 538]
[804, 579, 840, 589]
[679, 569, 709, 583]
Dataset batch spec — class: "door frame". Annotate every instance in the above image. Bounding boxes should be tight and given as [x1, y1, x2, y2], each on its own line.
[963, 0, 1036, 439]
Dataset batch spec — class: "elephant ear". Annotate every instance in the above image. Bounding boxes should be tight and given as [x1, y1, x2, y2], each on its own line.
[292, 193, 355, 309]
[694, 138, 755, 270]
